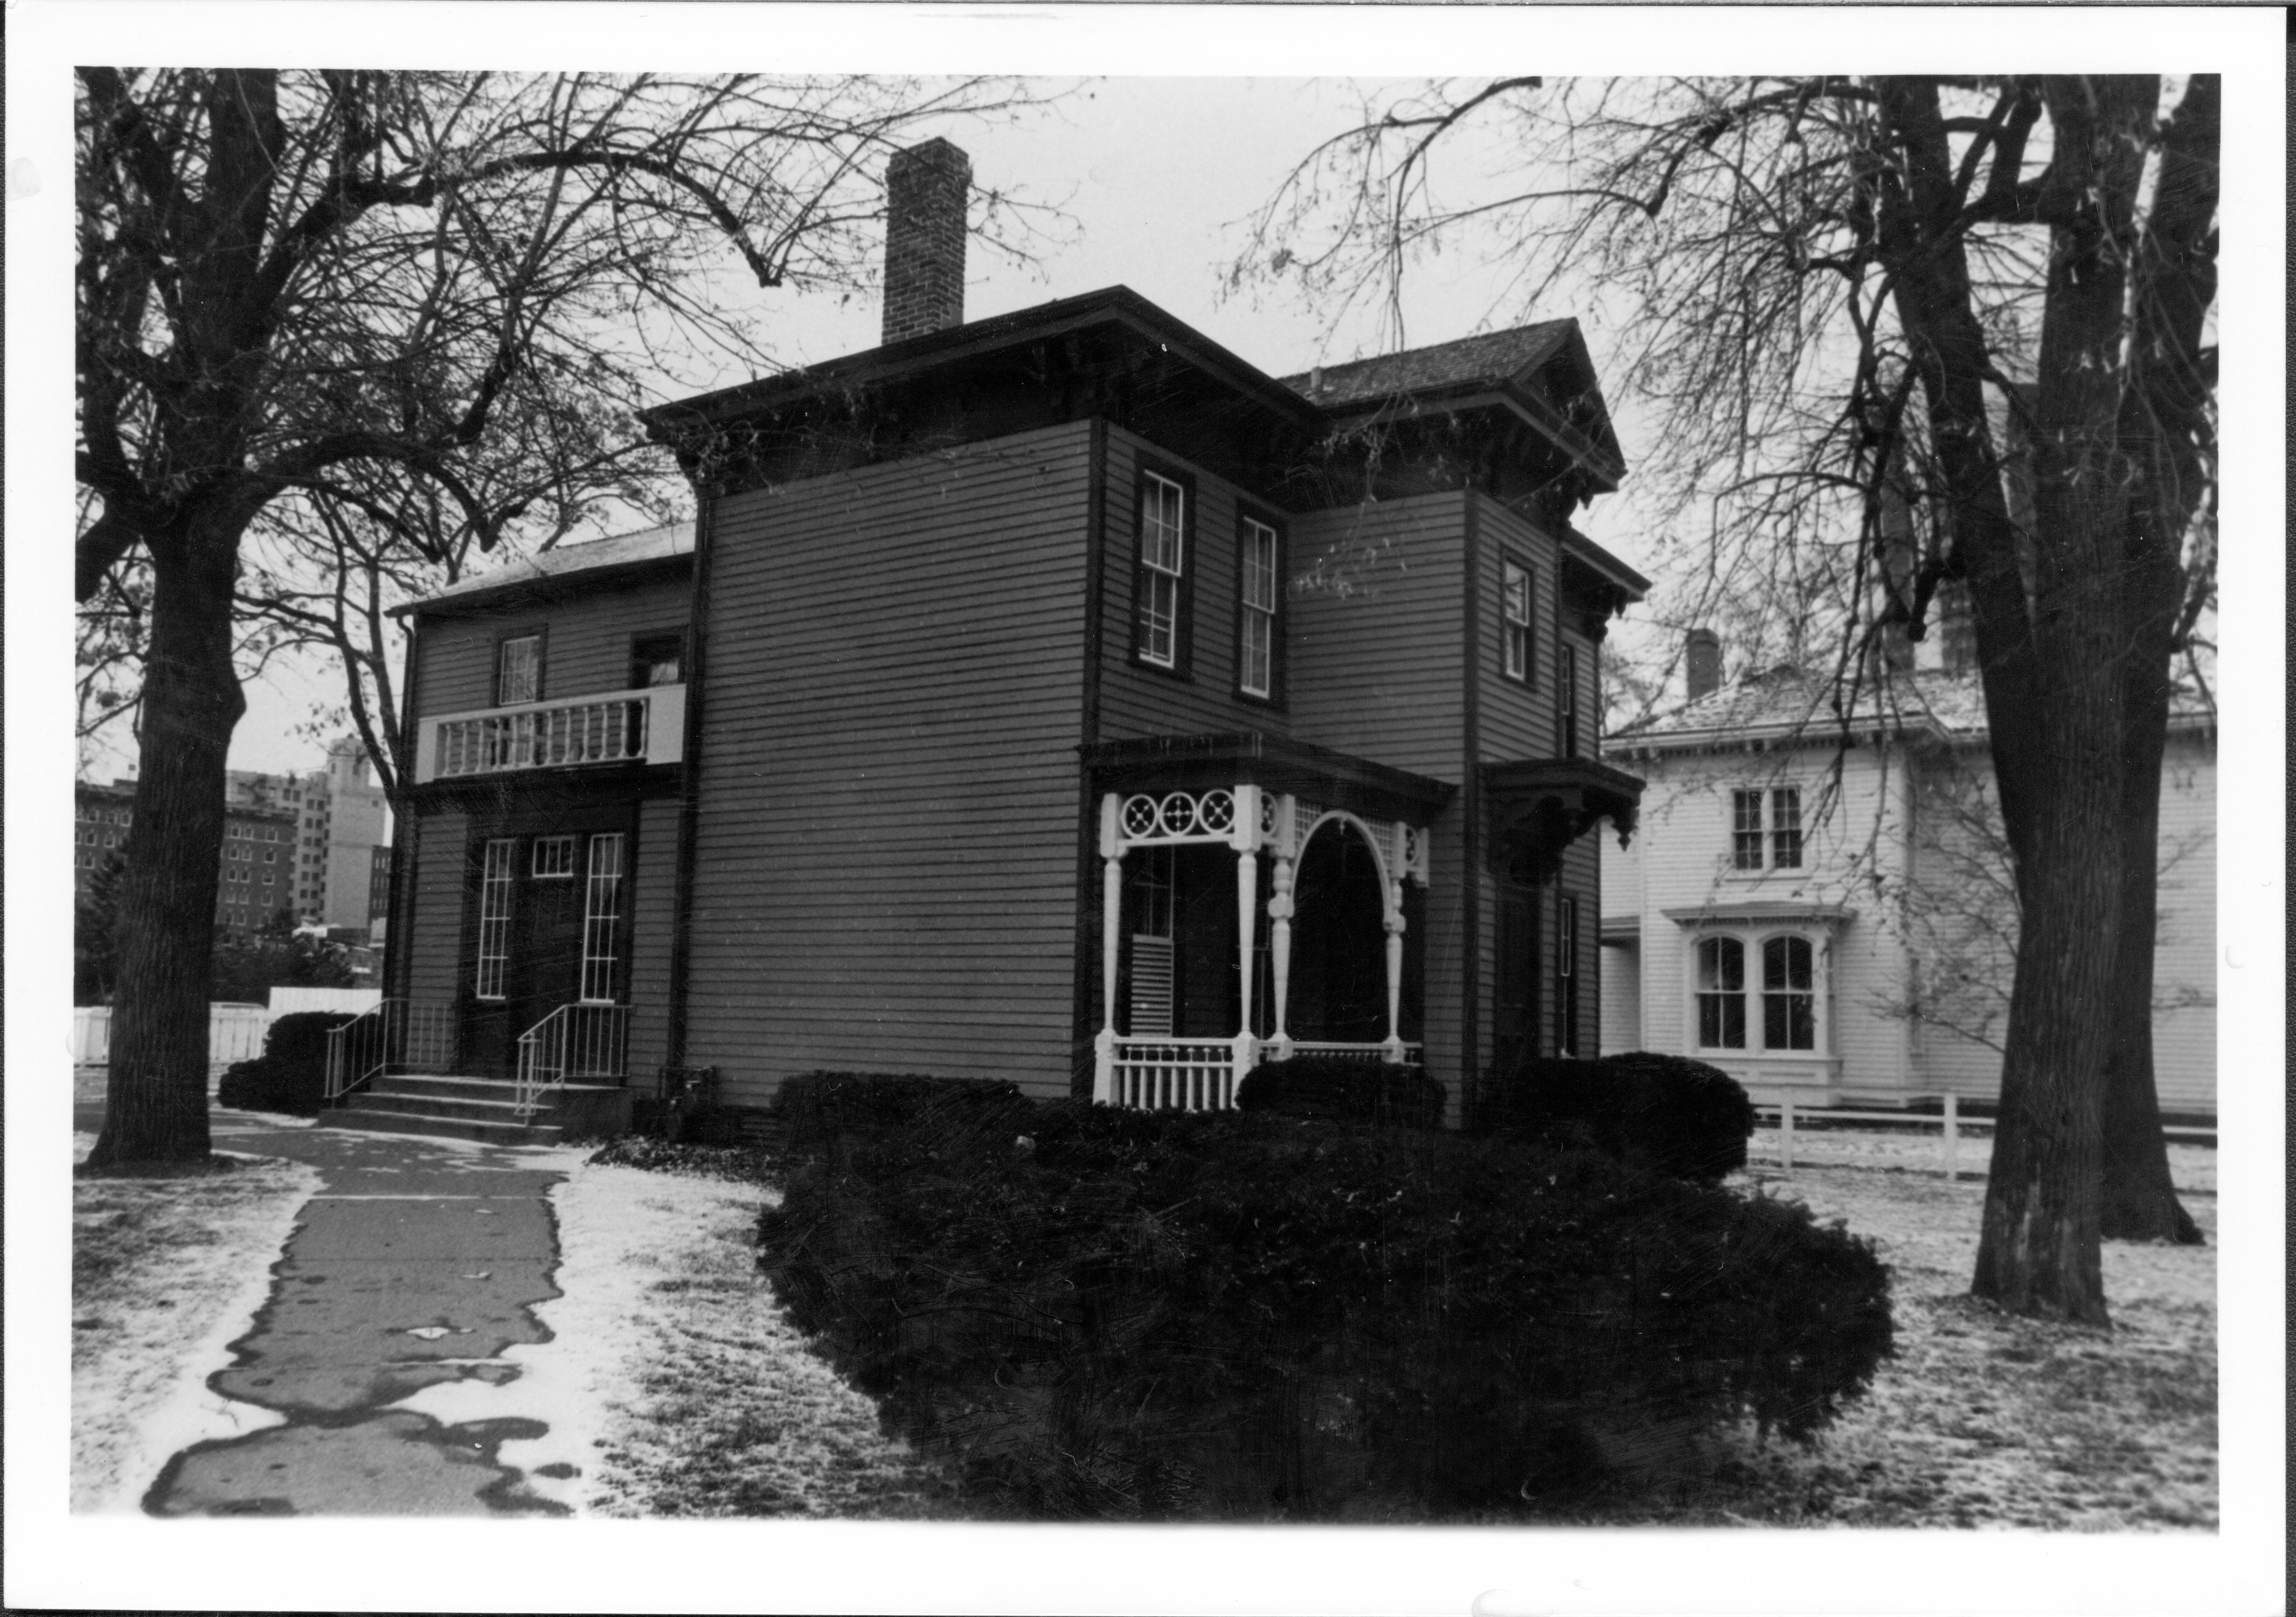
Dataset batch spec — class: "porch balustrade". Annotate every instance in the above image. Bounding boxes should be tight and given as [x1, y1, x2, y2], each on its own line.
[413, 683, 686, 784]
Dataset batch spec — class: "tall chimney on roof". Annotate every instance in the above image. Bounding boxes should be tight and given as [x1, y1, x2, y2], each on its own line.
[1685, 627, 1723, 702]
[882, 138, 970, 345]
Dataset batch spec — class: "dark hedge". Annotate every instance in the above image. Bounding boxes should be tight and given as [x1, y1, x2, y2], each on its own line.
[774, 1070, 1029, 1162]
[1484, 1053, 1756, 1183]
[1235, 1058, 1446, 1130]
[215, 1011, 355, 1116]
[759, 1083, 1891, 1520]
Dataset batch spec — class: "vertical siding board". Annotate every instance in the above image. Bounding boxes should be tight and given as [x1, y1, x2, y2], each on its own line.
[683, 421, 1095, 1107]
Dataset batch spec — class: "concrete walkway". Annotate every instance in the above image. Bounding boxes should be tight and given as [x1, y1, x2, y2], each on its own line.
[81, 1102, 586, 1516]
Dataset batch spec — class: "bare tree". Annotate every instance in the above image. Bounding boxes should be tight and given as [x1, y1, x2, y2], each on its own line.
[1234, 75, 2217, 1319]
[75, 68, 1059, 1166]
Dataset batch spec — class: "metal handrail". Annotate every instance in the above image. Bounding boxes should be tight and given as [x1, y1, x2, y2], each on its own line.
[514, 1002, 629, 1120]
[324, 999, 456, 1102]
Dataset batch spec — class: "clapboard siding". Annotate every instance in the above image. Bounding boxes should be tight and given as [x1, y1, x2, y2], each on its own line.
[683, 420, 1095, 1107]
[414, 576, 691, 715]
[1285, 492, 1469, 780]
[404, 810, 469, 1012]
[1097, 426, 1294, 742]
[1476, 496, 1560, 765]
[624, 797, 681, 1077]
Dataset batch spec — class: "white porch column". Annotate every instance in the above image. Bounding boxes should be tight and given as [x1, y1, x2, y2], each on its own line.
[1383, 891, 1407, 1063]
[1093, 792, 1123, 1104]
[1267, 860, 1295, 1059]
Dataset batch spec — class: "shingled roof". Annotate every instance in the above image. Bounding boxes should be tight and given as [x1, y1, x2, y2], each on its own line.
[405, 520, 695, 611]
[1608, 666, 2216, 755]
[1282, 321, 1576, 405]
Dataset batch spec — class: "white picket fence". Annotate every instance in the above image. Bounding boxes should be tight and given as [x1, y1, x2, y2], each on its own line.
[71, 1000, 339, 1068]
[1752, 1095, 2216, 1181]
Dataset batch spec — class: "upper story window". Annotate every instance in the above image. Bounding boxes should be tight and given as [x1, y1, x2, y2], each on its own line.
[1731, 786, 1803, 871]
[1501, 558, 1534, 683]
[631, 632, 684, 689]
[1560, 644, 1581, 757]
[1238, 516, 1280, 701]
[497, 634, 543, 706]
[1135, 471, 1188, 671]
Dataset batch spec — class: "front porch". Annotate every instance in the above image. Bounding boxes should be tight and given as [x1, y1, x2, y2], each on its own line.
[1081, 734, 1454, 1111]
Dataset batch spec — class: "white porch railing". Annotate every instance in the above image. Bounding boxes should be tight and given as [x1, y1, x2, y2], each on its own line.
[514, 1003, 628, 1120]
[325, 999, 455, 1101]
[413, 684, 685, 784]
[1104, 1036, 1426, 1112]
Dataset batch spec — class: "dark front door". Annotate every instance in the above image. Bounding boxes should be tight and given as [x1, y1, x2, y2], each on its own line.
[462, 829, 627, 1079]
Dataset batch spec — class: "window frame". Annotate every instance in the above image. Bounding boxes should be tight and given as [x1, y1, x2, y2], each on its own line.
[473, 839, 516, 1001]
[1731, 789, 1766, 870]
[1233, 506, 1286, 705]
[1769, 786, 1804, 869]
[494, 629, 547, 707]
[629, 630, 686, 690]
[1130, 464, 1196, 677]
[1557, 893, 1581, 1057]
[579, 833, 626, 1004]
[1500, 555, 1535, 685]
[1689, 927, 1830, 1056]
[1559, 642, 1581, 757]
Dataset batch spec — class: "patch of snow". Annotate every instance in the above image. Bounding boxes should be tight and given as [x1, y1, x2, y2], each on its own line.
[392, 1157, 739, 1511]
[72, 1146, 321, 1512]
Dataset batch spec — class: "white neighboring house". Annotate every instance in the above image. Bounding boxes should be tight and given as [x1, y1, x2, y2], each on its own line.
[1600, 660, 2216, 1118]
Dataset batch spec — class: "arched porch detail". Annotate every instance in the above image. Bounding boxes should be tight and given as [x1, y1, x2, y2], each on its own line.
[1090, 784, 1430, 1109]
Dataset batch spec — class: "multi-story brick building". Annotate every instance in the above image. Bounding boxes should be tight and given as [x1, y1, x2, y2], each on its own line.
[75, 777, 296, 935]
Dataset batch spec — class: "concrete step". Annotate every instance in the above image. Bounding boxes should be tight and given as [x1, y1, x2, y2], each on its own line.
[351, 1089, 545, 1127]
[369, 1072, 526, 1105]
[318, 1106, 563, 1148]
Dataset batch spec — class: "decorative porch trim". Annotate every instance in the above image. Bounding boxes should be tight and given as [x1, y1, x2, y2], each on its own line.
[1080, 730, 1455, 824]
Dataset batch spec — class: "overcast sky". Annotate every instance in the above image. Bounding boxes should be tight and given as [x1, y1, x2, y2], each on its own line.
[112, 75, 1599, 781]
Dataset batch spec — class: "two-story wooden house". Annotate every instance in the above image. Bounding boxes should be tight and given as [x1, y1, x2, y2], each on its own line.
[338, 139, 1647, 1143]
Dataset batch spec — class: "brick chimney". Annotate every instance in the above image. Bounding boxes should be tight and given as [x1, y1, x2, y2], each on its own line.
[882, 138, 970, 345]
[1685, 627, 1723, 702]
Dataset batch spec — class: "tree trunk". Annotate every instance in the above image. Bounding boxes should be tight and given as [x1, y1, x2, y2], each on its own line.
[86, 513, 249, 1167]
[2095, 497, 2202, 1245]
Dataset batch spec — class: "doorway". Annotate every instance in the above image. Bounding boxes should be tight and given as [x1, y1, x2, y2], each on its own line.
[462, 828, 628, 1077]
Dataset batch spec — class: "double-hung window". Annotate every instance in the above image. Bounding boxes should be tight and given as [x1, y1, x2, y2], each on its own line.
[497, 634, 542, 706]
[1238, 516, 1280, 700]
[1136, 472, 1187, 669]
[1560, 645, 1581, 757]
[1761, 936, 1816, 1050]
[1501, 558, 1534, 682]
[1696, 937, 1747, 1049]
[1731, 786, 1804, 871]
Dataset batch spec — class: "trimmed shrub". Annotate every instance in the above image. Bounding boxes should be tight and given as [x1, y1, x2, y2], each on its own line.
[1483, 1053, 1754, 1183]
[1235, 1058, 1446, 1130]
[760, 1091, 1891, 1520]
[215, 1011, 355, 1116]
[774, 1070, 1029, 1162]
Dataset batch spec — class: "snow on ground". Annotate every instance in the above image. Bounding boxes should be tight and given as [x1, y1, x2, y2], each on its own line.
[1747, 1124, 2218, 1195]
[395, 1152, 951, 1516]
[71, 1132, 321, 1512]
[1669, 1152, 2218, 1530]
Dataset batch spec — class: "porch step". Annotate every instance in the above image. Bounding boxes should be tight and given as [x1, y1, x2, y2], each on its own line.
[318, 1107, 564, 1148]
[321, 1073, 632, 1147]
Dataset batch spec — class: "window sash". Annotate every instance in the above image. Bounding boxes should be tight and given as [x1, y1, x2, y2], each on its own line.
[1502, 560, 1532, 681]
[498, 635, 542, 706]
[1240, 518, 1278, 699]
[1731, 790, 1765, 869]
[1770, 787, 1803, 868]
[579, 833, 625, 1003]
[1560, 645, 1580, 755]
[474, 839, 515, 1000]
[1137, 475, 1185, 668]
